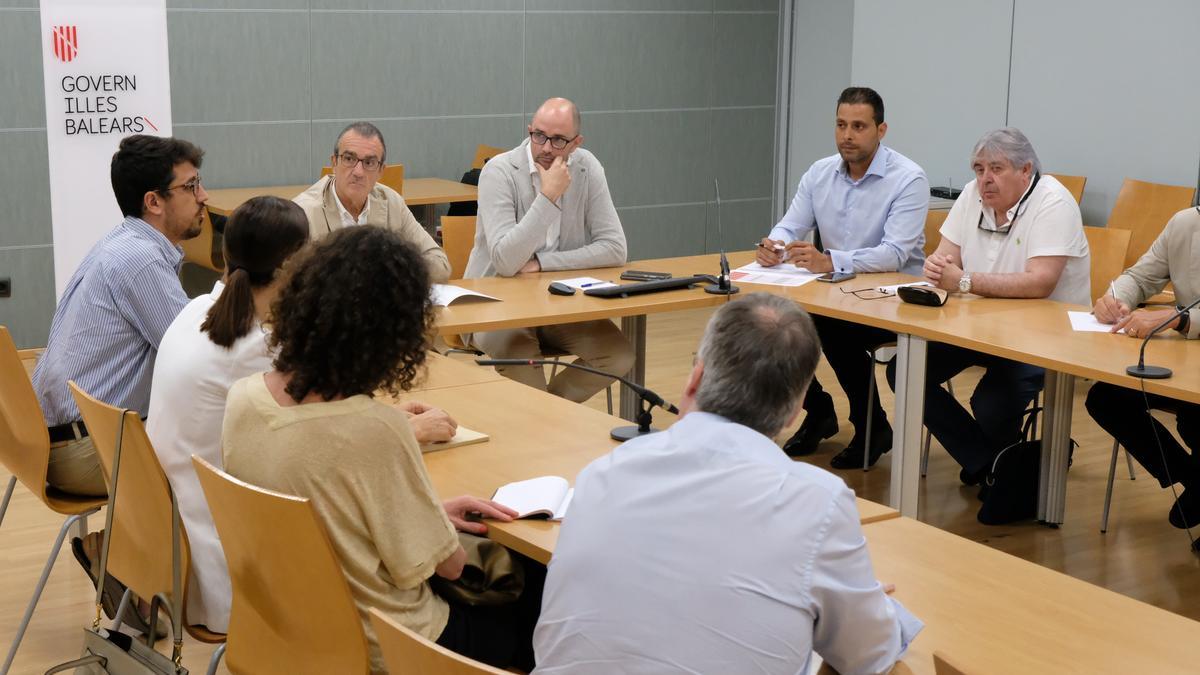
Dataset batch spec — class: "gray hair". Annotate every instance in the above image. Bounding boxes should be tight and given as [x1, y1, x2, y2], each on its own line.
[970, 127, 1040, 174]
[693, 293, 821, 437]
[334, 121, 387, 163]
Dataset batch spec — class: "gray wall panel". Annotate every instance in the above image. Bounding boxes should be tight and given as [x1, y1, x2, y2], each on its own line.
[523, 12, 711, 113]
[175, 122, 312, 188]
[1007, 0, 1200, 225]
[0, 247, 56, 349]
[528, 1, 713, 10]
[712, 12, 778, 108]
[0, 131, 52, 248]
[310, 11, 524, 120]
[618, 204, 708, 262]
[0, 10, 46, 129]
[311, 1, 522, 9]
[169, 1, 307, 8]
[850, 0, 1011, 193]
[581, 111, 710, 209]
[712, 106, 775, 201]
[707, 198, 772, 254]
[168, 10, 310, 124]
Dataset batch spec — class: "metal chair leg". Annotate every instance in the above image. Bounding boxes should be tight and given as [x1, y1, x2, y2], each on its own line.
[1125, 449, 1137, 480]
[2, 511, 94, 674]
[206, 643, 227, 675]
[863, 348, 878, 472]
[605, 385, 613, 415]
[921, 430, 932, 478]
[111, 587, 133, 633]
[0, 475, 15, 529]
[1101, 439, 1120, 533]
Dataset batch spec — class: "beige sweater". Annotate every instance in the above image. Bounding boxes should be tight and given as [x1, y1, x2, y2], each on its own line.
[1112, 206, 1200, 339]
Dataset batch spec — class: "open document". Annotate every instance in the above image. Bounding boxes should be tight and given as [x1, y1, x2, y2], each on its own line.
[730, 262, 821, 287]
[431, 283, 501, 307]
[492, 475, 573, 521]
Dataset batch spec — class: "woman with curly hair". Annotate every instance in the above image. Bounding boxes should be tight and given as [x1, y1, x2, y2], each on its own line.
[221, 225, 539, 673]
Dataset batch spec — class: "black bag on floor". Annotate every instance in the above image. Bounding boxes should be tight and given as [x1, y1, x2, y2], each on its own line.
[977, 411, 1075, 525]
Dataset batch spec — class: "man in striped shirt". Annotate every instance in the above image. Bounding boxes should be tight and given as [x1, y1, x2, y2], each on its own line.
[33, 134, 208, 497]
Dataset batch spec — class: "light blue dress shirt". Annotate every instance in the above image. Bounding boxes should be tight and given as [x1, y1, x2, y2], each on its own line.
[34, 216, 189, 426]
[769, 145, 929, 276]
[534, 412, 922, 675]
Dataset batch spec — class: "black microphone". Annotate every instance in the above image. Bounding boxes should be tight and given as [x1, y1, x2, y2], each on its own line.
[1126, 295, 1200, 379]
[475, 358, 678, 441]
[705, 178, 739, 296]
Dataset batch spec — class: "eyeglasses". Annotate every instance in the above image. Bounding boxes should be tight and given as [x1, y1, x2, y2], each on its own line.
[839, 286, 891, 301]
[977, 171, 1040, 236]
[529, 131, 577, 150]
[163, 174, 203, 197]
[335, 152, 383, 172]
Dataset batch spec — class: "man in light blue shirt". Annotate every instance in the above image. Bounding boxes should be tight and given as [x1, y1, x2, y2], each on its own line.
[534, 293, 921, 675]
[758, 87, 928, 469]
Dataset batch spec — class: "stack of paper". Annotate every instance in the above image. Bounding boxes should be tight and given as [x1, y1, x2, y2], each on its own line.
[730, 262, 820, 287]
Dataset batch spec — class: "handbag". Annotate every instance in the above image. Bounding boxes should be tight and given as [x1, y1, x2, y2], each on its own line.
[45, 408, 188, 675]
[430, 532, 525, 606]
[977, 410, 1076, 525]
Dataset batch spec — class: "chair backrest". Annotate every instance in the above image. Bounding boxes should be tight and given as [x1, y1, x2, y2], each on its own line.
[471, 144, 505, 171]
[924, 210, 949, 257]
[192, 456, 370, 674]
[70, 381, 188, 606]
[320, 164, 404, 194]
[441, 215, 477, 280]
[1083, 226, 1132, 301]
[1106, 178, 1196, 268]
[180, 209, 221, 272]
[18, 347, 43, 380]
[0, 327, 53, 501]
[369, 608, 506, 675]
[933, 650, 972, 675]
[1046, 173, 1086, 205]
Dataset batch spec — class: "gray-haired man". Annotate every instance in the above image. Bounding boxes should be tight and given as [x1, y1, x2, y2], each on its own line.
[535, 293, 921, 674]
[887, 128, 1090, 487]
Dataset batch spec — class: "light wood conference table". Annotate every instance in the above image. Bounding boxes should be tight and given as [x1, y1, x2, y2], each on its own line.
[438, 251, 1200, 524]
[203, 177, 478, 216]
[863, 516, 1200, 674]
[409, 356, 899, 564]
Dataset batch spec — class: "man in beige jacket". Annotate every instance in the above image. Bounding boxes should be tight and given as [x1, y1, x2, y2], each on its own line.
[465, 98, 632, 403]
[294, 121, 450, 283]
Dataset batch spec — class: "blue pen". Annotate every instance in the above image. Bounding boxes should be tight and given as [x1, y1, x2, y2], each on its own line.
[579, 281, 607, 288]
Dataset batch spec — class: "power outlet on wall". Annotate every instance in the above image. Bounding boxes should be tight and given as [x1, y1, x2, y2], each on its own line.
[0, 277, 10, 298]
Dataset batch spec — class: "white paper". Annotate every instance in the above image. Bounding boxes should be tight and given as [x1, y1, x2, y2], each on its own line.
[730, 262, 820, 287]
[1068, 311, 1124, 333]
[492, 475, 571, 519]
[877, 281, 933, 295]
[430, 284, 501, 307]
[555, 276, 618, 290]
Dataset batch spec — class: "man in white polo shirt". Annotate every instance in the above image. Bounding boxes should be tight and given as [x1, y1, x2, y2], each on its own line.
[888, 127, 1089, 489]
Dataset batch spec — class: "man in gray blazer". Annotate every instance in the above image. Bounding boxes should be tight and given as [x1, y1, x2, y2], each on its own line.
[465, 97, 633, 403]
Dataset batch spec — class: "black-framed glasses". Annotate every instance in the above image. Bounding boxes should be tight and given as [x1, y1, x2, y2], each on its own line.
[530, 130, 577, 150]
[977, 171, 1041, 236]
[336, 152, 383, 172]
[839, 285, 891, 301]
[163, 174, 203, 197]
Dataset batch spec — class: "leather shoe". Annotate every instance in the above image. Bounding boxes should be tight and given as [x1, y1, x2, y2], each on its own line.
[782, 409, 838, 457]
[71, 533, 165, 641]
[960, 466, 988, 487]
[1168, 487, 1200, 529]
[830, 426, 892, 470]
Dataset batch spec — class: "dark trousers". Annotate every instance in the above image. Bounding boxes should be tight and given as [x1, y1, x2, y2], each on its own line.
[887, 342, 1044, 475]
[803, 315, 897, 436]
[436, 553, 546, 671]
[1085, 382, 1200, 489]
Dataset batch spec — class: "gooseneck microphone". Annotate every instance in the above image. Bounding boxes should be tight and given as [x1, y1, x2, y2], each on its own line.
[704, 179, 740, 296]
[1126, 295, 1200, 379]
[475, 358, 678, 441]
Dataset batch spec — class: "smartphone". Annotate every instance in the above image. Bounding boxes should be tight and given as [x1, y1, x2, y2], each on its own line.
[816, 272, 857, 283]
[620, 270, 672, 281]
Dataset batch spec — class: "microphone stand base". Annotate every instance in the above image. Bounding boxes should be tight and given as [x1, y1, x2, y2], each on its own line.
[1127, 364, 1172, 379]
[704, 284, 740, 295]
[610, 425, 662, 442]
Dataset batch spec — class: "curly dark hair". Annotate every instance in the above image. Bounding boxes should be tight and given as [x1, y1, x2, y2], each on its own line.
[267, 226, 434, 402]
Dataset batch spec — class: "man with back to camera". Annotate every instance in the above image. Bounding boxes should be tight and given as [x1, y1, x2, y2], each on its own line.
[293, 120, 451, 283]
[889, 127, 1090, 492]
[1087, 205, 1200, 529]
[464, 97, 633, 403]
[533, 293, 921, 675]
[757, 87, 929, 469]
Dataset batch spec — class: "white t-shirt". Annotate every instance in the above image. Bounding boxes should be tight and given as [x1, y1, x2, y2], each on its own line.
[940, 174, 1091, 306]
[525, 140, 567, 253]
[145, 282, 274, 633]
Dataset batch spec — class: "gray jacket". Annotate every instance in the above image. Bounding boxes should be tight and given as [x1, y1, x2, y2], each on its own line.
[465, 140, 627, 278]
[1112, 206, 1200, 339]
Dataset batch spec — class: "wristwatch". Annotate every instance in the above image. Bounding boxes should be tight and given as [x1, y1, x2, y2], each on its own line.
[958, 272, 972, 294]
[1177, 309, 1191, 335]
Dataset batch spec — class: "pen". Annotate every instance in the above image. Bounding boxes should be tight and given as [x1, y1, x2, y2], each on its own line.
[1109, 281, 1117, 298]
[755, 241, 786, 252]
[579, 281, 606, 288]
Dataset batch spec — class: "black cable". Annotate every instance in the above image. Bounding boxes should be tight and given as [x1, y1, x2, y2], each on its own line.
[1137, 377, 1197, 551]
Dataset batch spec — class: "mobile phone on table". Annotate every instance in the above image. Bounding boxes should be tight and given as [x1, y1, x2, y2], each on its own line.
[620, 270, 671, 281]
[816, 272, 857, 283]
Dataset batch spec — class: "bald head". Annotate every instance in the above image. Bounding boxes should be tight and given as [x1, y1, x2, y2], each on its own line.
[533, 97, 581, 137]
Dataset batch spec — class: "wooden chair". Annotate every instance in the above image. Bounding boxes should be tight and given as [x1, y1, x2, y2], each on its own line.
[0, 328, 106, 673]
[933, 650, 971, 675]
[192, 456, 370, 675]
[1047, 173, 1086, 205]
[369, 607, 505, 675]
[18, 346, 43, 379]
[924, 210, 949, 257]
[1082, 226, 1132, 301]
[471, 144, 505, 171]
[1106, 178, 1196, 269]
[69, 382, 226, 673]
[181, 209, 223, 273]
[321, 163, 404, 194]
[438, 217, 614, 414]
